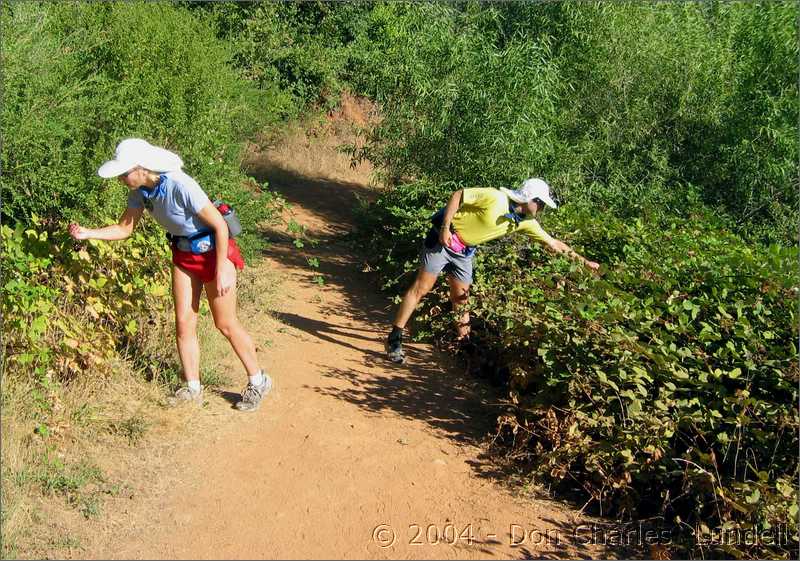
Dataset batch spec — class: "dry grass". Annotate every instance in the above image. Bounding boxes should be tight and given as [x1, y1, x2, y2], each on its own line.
[1, 354, 195, 558]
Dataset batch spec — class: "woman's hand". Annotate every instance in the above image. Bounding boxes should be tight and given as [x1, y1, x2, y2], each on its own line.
[68, 223, 90, 240]
[216, 259, 236, 296]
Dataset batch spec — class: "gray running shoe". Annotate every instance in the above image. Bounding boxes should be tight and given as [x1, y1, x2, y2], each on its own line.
[168, 385, 203, 407]
[385, 337, 406, 364]
[235, 374, 273, 412]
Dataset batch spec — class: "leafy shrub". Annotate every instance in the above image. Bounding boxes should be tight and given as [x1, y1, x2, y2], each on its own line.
[1, 2, 108, 224]
[202, 1, 362, 112]
[523, 1, 799, 244]
[352, 1, 798, 244]
[1, 1, 283, 226]
[349, 2, 560, 187]
[356, 180, 799, 558]
[1, 217, 173, 406]
[480, 212, 798, 559]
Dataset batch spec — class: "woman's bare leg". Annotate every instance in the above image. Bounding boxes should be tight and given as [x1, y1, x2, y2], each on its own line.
[204, 261, 260, 377]
[172, 264, 203, 382]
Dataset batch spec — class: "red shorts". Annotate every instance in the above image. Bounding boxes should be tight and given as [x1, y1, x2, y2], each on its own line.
[171, 238, 245, 283]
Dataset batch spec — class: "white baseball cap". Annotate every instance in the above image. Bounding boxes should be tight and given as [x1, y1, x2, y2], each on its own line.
[97, 138, 183, 178]
[500, 178, 557, 208]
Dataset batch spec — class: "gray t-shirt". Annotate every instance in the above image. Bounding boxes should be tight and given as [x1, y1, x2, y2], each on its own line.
[127, 170, 211, 237]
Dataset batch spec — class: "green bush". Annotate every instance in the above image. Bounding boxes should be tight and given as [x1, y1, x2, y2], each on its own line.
[356, 180, 799, 558]
[526, 1, 799, 243]
[1, 1, 283, 227]
[349, 2, 560, 187]
[1, 2, 108, 223]
[1, 216, 173, 400]
[202, 1, 362, 112]
[352, 1, 798, 243]
[478, 212, 798, 559]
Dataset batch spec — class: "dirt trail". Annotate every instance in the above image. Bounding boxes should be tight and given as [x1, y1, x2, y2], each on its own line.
[89, 120, 608, 560]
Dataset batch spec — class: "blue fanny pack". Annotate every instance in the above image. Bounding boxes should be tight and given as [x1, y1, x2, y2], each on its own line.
[169, 231, 215, 254]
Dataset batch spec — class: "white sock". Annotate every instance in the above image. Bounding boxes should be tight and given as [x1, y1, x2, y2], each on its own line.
[249, 370, 265, 386]
[187, 380, 202, 393]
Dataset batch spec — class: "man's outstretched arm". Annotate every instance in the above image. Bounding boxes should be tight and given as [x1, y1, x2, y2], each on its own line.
[545, 237, 600, 271]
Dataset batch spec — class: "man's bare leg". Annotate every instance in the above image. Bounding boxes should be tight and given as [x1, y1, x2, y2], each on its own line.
[387, 268, 438, 363]
[447, 275, 471, 340]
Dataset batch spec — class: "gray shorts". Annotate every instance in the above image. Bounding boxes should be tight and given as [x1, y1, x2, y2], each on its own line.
[420, 242, 474, 285]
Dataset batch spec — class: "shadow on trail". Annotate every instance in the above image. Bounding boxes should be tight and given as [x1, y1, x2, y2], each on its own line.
[248, 160, 372, 237]
[272, 311, 384, 359]
[308, 362, 502, 447]
[264, 237, 502, 448]
[247, 155, 601, 559]
[214, 389, 243, 407]
[250, 161, 505, 448]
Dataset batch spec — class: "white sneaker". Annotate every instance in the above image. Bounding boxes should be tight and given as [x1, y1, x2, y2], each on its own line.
[235, 375, 272, 412]
[167, 385, 203, 407]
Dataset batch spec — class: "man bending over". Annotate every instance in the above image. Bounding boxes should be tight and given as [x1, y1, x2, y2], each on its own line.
[386, 178, 600, 364]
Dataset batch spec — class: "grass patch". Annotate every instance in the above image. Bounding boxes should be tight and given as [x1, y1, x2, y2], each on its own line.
[110, 415, 150, 446]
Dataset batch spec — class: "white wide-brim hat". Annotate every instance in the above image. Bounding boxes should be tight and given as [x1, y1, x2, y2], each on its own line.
[97, 138, 183, 178]
[500, 178, 557, 208]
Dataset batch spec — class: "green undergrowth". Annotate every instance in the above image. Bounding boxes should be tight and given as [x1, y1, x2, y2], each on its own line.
[355, 180, 799, 559]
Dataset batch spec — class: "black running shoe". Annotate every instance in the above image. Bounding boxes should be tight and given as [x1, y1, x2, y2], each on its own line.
[385, 336, 406, 364]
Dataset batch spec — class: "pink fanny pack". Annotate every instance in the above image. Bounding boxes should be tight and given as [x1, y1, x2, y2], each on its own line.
[448, 231, 468, 253]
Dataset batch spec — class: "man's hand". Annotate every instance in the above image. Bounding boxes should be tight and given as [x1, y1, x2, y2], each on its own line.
[439, 228, 452, 248]
[547, 238, 600, 274]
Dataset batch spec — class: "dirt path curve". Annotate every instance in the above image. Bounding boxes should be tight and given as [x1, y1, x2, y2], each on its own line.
[94, 122, 607, 560]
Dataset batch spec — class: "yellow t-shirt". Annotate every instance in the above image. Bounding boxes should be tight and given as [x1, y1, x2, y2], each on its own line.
[451, 188, 554, 247]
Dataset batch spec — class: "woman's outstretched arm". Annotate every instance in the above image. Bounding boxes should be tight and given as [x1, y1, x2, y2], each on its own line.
[68, 207, 144, 241]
